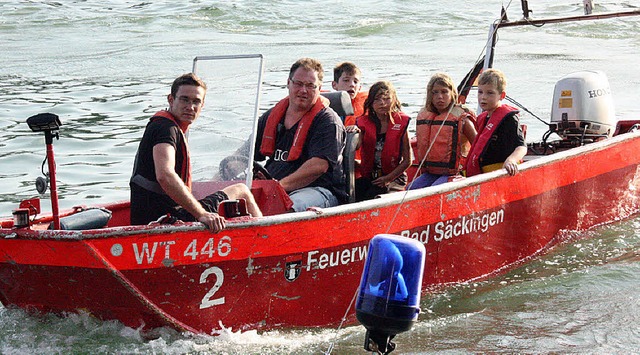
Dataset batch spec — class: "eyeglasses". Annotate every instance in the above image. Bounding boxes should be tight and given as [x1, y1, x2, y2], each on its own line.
[177, 96, 203, 107]
[289, 78, 319, 91]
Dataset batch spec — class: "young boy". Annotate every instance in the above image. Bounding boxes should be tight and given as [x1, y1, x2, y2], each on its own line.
[465, 68, 527, 177]
[333, 62, 369, 180]
[332, 62, 368, 126]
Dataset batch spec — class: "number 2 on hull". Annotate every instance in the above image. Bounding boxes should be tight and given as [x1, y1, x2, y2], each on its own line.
[199, 266, 225, 309]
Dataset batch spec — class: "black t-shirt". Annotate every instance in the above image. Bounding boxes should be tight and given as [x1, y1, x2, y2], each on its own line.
[480, 112, 526, 167]
[130, 118, 186, 224]
[254, 106, 347, 201]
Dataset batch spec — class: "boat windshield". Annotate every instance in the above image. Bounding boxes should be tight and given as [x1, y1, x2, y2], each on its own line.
[188, 55, 265, 189]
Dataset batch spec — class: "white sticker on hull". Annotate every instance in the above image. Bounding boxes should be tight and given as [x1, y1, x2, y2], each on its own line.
[401, 209, 505, 244]
[133, 242, 160, 264]
[199, 266, 225, 309]
[306, 244, 368, 271]
[130, 236, 233, 265]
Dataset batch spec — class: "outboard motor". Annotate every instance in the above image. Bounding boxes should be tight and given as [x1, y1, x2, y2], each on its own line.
[356, 234, 426, 354]
[550, 70, 616, 142]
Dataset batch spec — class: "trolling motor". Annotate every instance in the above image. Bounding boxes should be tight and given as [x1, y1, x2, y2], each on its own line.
[355, 234, 426, 354]
[26, 113, 62, 229]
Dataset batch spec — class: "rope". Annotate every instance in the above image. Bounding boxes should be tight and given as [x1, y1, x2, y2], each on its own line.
[324, 287, 359, 355]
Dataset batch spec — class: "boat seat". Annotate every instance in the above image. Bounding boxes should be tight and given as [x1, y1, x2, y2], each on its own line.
[319, 91, 358, 202]
[321, 91, 354, 122]
[613, 120, 640, 136]
[344, 131, 359, 203]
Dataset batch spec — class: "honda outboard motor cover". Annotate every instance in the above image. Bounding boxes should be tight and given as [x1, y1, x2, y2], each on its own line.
[551, 70, 616, 139]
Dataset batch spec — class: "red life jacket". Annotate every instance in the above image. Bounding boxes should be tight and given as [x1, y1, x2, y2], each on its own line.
[259, 96, 329, 161]
[344, 92, 368, 179]
[465, 104, 519, 177]
[415, 105, 475, 176]
[151, 110, 192, 190]
[344, 91, 368, 127]
[357, 112, 410, 179]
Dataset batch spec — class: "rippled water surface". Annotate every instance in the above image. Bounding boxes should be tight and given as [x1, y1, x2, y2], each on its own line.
[1, 0, 639, 353]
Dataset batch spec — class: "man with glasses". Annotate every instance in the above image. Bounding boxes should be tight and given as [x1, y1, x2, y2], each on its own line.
[130, 73, 262, 231]
[254, 58, 347, 212]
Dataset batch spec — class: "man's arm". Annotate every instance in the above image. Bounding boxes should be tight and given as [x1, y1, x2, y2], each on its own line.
[153, 143, 226, 232]
[278, 157, 328, 192]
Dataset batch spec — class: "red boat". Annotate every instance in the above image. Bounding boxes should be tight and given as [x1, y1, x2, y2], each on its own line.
[1, 6, 640, 335]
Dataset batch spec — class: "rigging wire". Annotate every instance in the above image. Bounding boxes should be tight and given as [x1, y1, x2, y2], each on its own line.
[324, 289, 359, 355]
[504, 95, 550, 126]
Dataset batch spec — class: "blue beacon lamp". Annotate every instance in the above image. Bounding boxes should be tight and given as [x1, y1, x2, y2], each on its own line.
[355, 234, 426, 354]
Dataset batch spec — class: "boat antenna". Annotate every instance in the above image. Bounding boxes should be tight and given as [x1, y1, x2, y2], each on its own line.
[520, 0, 532, 19]
[501, 6, 509, 23]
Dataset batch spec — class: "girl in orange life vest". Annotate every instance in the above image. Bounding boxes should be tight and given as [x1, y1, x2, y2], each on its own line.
[408, 73, 477, 189]
[465, 69, 527, 176]
[354, 81, 412, 201]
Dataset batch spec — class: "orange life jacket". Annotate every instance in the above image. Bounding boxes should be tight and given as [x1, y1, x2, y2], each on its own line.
[259, 96, 329, 161]
[466, 104, 519, 177]
[415, 105, 475, 176]
[151, 110, 192, 190]
[357, 112, 410, 179]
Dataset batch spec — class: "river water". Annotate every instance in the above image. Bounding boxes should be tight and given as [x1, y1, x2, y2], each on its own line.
[1, 1, 639, 353]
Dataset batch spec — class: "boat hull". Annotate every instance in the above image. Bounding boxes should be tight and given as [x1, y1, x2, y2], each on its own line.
[1, 132, 639, 334]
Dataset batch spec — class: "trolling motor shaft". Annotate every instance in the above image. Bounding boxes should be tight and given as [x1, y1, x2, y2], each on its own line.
[26, 113, 62, 229]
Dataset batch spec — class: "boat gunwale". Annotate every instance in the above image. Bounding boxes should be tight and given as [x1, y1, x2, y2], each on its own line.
[3, 129, 639, 241]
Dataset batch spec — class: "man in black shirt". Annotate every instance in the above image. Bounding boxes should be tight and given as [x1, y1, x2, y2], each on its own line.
[130, 73, 262, 231]
[253, 58, 346, 212]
